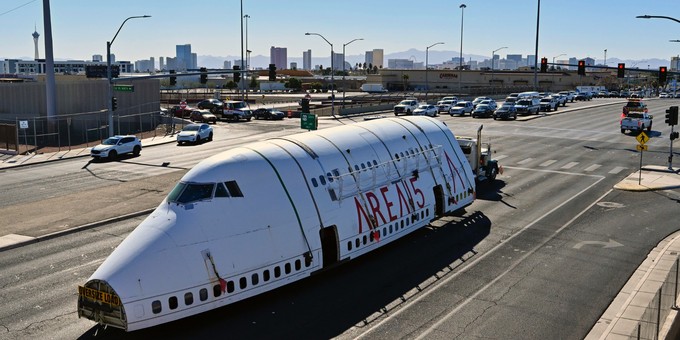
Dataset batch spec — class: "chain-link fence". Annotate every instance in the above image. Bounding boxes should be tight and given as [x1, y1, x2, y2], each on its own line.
[0, 109, 182, 154]
[630, 257, 680, 340]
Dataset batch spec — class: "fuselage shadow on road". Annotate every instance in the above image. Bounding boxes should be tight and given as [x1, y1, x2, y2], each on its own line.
[475, 180, 517, 209]
[78, 211, 492, 340]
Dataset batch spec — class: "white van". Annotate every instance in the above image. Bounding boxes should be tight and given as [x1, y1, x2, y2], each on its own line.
[517, 91, 540, 99]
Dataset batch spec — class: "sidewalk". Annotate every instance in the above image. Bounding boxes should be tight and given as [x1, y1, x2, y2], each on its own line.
[587, 166, 680, 339]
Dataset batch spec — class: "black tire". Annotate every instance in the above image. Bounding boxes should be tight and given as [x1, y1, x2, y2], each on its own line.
[208, 132, 213, 141]
[647, 124, 652, 132]
[133, 145, 141, 156]
[513, 114, 517, 120]
[554, 105, 557, 111]
[487, 164, 498, 181]
[493, 116, 497, 120]
[621, 128, 626, 134]
[108, 150, 117, 161]
[195, 136, 201, 144]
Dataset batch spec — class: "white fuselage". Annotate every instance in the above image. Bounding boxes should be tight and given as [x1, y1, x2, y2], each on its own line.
[78, 116, 476, 331]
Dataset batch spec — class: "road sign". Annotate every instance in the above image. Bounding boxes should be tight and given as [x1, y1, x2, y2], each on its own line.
[636, 144, 648, 151]
[301, 112, 317, 130]
[636, 131, 649, 145]
[113, 84, 134, 92]
[180, 101, 187, 110]
[19, 120, 28, 129]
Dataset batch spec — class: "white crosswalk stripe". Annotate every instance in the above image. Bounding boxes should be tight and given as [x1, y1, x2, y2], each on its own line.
[584, 164, 602, 172]
[609, 166, 627, 174]
[517, 158, 534, 165]
[561, 162, 579, 169]
[494, 155, 508, 160]
[539, 160, 557, 167]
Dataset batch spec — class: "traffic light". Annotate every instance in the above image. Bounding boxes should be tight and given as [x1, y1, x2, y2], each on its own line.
[233, 65, 240, 83]
[659, 66, 667, 83]
[671, 132, 679, 141]
[540, 57, 548, 73]
[169, 70, 176, 86]
[666, 106, 678, 126]
[268, 64, 277, 81]
[111, 97, 118, 111]
[617, 63, 625, 78]
[577, 60, 586, 76]
[200, 67, 207, 84]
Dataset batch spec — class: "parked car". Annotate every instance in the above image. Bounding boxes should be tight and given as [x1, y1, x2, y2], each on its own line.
[553, 94, 567, 107]
[608, 91, 619, 98]
[219, 100, 253, 121]
[177, 123, 213, 145]
[170, 105, 193, 118]
[515, 98, 540, 115]
[441, 96, 458, 102]
[196, 99, 224, 113]
[539, 97, 559, 112]
[449, 101, 474, 116]
[394, 99, 419, 115]
[493, 102, 517, 120]
[413, 104, 438, 117]
[558, 91, 575, 103]
[478, 99, 497, 110]
[189, 109, 218, 124]
[253, 108, 286, 120]
[90, 135, 142, 160]
[659, 92, 671, 98]
[472, 96, 492, 108]
[574, 92, 592, 101]
[471, 104, 494, 118]
[437, 100, 457, 113]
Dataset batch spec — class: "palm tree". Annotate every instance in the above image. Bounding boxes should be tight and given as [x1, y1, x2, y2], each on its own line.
[402, 74, 409, 91]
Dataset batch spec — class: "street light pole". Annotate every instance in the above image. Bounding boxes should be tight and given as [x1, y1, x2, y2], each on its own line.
[106, 15, 150, 137]
[244, 14, 250, 101]
[636, 15, 680, 24]
[533, 0, 541, 91]
[342, 38, 364, 108]
[426, 42, 444, 101]
[240, 0, 244, 101]
[459, 4, 466, 94]
[306, 32, 335, 117]
[491, 46, 507, 94]
[604, 49, 607, 67]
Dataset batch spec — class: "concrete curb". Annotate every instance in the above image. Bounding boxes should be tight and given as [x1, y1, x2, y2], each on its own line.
[0, 208, 154, 252]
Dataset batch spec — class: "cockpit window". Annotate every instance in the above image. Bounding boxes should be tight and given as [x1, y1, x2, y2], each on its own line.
[167, 182, 215, 204]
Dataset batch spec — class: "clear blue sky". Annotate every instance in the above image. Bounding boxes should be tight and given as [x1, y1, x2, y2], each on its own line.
[2, 0, 679, 65]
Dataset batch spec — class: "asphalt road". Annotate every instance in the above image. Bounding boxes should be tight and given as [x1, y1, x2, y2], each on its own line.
[1, 97, 680, 339]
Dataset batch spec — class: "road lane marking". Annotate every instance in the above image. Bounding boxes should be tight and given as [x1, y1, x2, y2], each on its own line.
[517, 158, 534, 165]
[354, 167, 606, 340]
[584, 164, 602, 172]
[561, 162, 579, 169]
[609, 166, 626, 174]
[540, 160, 557, 167]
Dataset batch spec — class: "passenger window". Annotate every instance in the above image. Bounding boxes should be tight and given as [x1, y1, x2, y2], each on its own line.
[361, 163, 366, 170]
[152, 300, 162, 314]
[215, 183, 229, 197]
[227, 281, 235, 293]
[263, 270, 270, 282]
[295, 259, 301, 271]
[319, 176, 326, 185]
[311, 178, 318, 187]
[327, 172, 334, 183]
[169, 296, 178, 310]
[213, 284, 222, 297]
[184, 292, 193, 306]
[199, 288, 208, 301]
[285, 263, 291, 274]
[225, 181, 243, 197]
[354, 165, 360, 171]
[274, 266, 281, 278]
[347, 241, 352, 251]
[252, 273, 259, 285]
[240, 277, 247, 289]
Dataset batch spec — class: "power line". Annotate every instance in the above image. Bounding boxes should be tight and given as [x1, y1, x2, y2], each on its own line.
[0, 0, 37, 17]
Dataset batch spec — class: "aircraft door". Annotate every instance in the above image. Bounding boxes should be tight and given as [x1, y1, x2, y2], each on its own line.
[320, 225, 339, 268]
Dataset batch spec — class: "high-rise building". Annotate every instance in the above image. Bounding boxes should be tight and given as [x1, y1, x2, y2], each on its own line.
[270, 46, 287, 70]
[32, 27, 40, 60]
[372, 49, 384, 68]
[526, 55, 536, 67]
[568, 57, 578, 70]
[92, 55, 103, 62]
[387, 59, 414, 69]
[290, 62, 297, 70]
[332, 52, 343, 70]
[365, 51, 373, 67]
[191, 53, 197, 69]
[303, 49, 312, 70]
[223, 60, 232, 69]
[175, 44, 192, 71]
[506, 54, 522, 64]
[159, 57, 165, 70]
[671, 56, 680, 72]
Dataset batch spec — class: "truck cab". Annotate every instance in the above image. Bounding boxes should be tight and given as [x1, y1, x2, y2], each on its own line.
[455, 125, 501, 183]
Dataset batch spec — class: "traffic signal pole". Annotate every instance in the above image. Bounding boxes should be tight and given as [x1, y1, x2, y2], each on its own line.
[670, 125, 675, 171]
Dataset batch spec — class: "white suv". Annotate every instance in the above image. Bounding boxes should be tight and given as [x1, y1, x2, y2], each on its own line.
[90, 135, 142, 160]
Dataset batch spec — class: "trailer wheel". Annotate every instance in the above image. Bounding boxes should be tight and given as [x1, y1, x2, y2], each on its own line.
[486, 163, 498, 182]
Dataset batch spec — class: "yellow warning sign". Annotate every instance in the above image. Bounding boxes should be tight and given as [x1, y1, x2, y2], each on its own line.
[636, 131, 649, 145]
[636, 144, 648, 151]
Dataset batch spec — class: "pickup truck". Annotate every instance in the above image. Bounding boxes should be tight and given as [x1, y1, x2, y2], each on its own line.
[394, 99, 419, 116]
[514, 98, 540, 115]
[218, 100, 253, 121]
[620, 112, 653, 134]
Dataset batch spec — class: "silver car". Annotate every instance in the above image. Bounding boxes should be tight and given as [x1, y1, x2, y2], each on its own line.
[177, 123, 214, 145]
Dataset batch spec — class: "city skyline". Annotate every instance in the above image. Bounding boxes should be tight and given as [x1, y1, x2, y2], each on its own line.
[1, 0, 679, 66]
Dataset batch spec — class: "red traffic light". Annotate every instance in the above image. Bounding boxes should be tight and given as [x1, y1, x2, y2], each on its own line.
[618, 63, 623, 69]
[660, 66, 668, 83]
